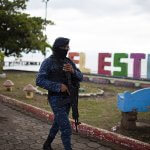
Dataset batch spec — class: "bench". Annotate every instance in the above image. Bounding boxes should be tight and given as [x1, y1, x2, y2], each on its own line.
[117, 88, 150, 130]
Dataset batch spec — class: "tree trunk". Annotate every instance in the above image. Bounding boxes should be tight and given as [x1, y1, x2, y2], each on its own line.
[0, 52, 4, 74]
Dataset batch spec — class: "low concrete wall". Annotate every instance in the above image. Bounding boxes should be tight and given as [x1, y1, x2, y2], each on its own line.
[0, 94, 150, 150]
[83, 75, 150, 88]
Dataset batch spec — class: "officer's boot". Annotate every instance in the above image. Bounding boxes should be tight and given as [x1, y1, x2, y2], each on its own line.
[43, 135, 54, 150]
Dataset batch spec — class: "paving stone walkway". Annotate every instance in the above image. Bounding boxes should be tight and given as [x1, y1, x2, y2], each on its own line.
[0, 102, 112, 150]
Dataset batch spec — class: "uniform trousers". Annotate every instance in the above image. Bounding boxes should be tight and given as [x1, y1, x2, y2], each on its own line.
[48, 96, 72, 150]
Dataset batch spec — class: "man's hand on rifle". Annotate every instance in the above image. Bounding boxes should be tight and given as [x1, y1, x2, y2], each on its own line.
[63, 63, 74, 73]
[61, 84, 70, 95]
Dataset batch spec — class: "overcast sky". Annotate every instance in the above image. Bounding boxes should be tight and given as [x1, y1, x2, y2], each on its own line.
[25, 0, 150, 73]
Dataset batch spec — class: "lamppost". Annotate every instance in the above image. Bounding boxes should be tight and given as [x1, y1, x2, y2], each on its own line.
[43, 0, 49, 26]
[43, 0, 49, 57]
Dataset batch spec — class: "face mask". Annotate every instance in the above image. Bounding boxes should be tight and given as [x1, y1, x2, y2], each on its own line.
[53, 48, 68, 59]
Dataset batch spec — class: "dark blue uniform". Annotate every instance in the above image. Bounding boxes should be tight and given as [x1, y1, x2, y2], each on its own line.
[36, 54, 83, 150]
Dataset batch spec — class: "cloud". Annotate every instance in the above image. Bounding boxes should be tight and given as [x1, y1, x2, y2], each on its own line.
[26, 0, 150, 56]
[60, 0, 135, 16]
[132, 0, 150, 16]
[26, 0, 149, 17]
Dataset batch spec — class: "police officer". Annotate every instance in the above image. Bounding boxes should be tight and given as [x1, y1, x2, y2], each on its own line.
[36, 37, 83, 150]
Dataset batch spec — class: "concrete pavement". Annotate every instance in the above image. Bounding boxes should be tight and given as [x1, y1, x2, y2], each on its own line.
[0, 102, 112, 150]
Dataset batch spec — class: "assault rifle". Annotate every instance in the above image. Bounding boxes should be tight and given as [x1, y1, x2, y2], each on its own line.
[66, 71, 81, 132]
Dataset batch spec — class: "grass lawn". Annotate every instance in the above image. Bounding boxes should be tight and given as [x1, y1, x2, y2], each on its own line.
[0, 71, 150, 143]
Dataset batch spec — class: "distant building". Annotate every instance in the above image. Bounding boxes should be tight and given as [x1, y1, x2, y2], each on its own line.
[3, 51, 50, 72]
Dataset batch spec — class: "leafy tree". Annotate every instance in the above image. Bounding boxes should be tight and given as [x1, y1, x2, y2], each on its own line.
[0, 0, 54, 57]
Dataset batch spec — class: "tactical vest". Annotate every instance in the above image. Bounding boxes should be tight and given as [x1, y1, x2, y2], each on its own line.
[47, 56, 67, 83]
[47, 55, 79, 97]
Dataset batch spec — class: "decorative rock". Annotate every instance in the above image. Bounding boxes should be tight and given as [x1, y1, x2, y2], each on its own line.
[92, 77, 110, 84]
[35, 87, 104, 98]
[114, 80, 135, 87]
[97, 89, 104, 96]
[79, 88, 85, 93]
[83, 76, 89, 82]
[90, 93, 97, 96]
[140, 83, 150, 88]
[134, 82, 140, 87]
[110, 79, 115, 84]
[3, 80, 14, 91]
[0, 73, 6, 78]
[89, 77, 93, 82]
[23, 84, 37, 99]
